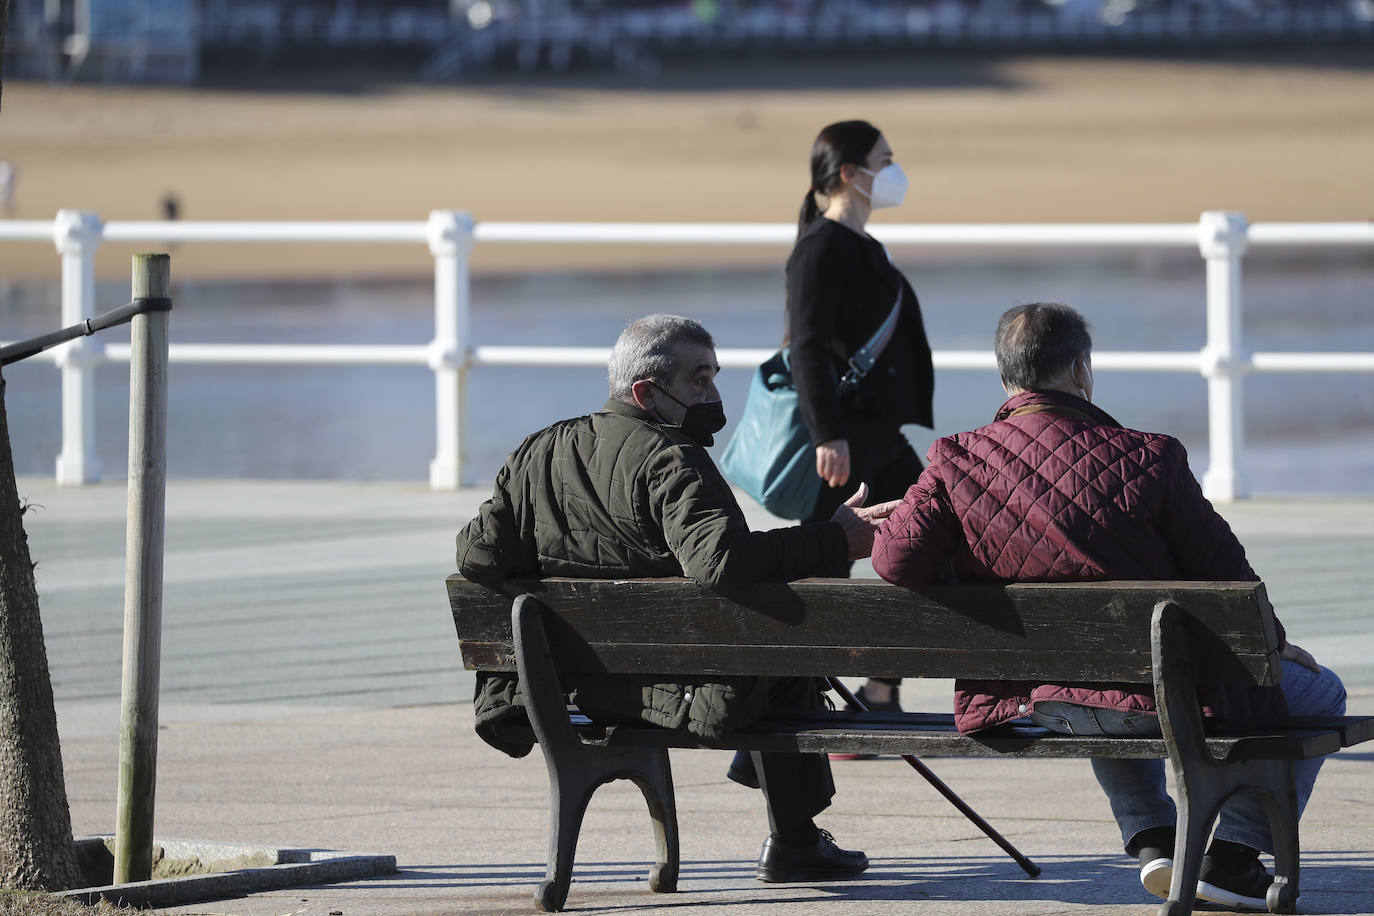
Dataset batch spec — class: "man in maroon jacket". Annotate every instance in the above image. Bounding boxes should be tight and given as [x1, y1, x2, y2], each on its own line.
[872, 302, 1346, 911]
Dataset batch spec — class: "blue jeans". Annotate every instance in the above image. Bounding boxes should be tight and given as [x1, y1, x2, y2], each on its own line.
[1029, 660, 1347, 855]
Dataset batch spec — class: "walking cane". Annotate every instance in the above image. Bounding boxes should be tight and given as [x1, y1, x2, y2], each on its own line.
[826, 676, 1041, 878]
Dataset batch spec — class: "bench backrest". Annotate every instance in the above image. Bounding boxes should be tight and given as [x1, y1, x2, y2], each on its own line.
[447, 575, 1282, 687]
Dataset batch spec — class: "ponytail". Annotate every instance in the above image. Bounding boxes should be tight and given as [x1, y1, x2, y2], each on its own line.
[797, 190, 820, 238]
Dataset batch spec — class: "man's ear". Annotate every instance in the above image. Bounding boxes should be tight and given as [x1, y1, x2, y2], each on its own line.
[1072, 358, 1089, 391]
[630, 378, 657, 413]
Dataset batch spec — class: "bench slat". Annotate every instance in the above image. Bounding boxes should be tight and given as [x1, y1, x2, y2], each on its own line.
[1283, 715, 1374, 747]
[449, 575, 1282, 686]
[491, 716, 1346, 761]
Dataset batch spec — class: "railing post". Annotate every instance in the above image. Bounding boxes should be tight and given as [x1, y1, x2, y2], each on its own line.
[1198, 210, 1250, 502]
[114, 253, 171, 885]
[52, 209, 104, 485]
[427, 210, 475, 490]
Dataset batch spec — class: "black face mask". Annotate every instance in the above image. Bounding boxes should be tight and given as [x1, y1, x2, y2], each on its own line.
[652, 385, 727, 447]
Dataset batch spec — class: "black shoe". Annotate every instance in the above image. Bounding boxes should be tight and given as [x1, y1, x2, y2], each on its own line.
[1196, 851, 1273, 911]
[757, 829, 869, 883]
[856, 684, 901, 713]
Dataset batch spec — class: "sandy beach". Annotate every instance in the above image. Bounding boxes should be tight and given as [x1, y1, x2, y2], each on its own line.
[1, 50, 1372, 280]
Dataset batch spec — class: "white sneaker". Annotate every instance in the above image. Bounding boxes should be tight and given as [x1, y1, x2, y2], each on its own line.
[1140, 855, 1173, 899]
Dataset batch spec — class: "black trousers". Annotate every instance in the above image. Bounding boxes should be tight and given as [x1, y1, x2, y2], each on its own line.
[804, 418, 923, 687]
[725, 676, 836, 832]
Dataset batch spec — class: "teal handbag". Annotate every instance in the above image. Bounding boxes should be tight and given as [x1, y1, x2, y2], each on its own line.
[721, 288, 904, 519]
[720, 348, 819, 520]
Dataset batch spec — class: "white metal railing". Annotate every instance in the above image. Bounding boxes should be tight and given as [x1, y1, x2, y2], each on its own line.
[2, 210, 1371, 499]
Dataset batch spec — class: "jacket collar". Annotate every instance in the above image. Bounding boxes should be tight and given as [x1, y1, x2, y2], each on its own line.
[602, 397, 701, 447]
[994, 389, 1124, 429]
[603, 397, 655, 423]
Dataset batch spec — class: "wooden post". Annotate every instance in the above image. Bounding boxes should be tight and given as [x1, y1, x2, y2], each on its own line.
[114, 253, 171, 885]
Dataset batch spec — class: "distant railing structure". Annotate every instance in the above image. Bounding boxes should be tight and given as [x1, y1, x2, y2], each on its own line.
[7, 0, 1370, 84]
[1, 210, 1372, 500]
[421, 1, 1374, 79]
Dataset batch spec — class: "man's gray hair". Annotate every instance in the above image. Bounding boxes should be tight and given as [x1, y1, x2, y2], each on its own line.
[995, 302, 1093, 391]
[608, 314, 715, 399]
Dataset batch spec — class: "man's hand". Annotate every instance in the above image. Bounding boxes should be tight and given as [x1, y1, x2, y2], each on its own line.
[830, 482, 904, 560]
[1280, 642, 1322, 673]
[816, 439, 851, 488]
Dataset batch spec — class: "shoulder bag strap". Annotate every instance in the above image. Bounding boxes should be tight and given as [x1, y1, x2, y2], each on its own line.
[839, 285, 903, 391]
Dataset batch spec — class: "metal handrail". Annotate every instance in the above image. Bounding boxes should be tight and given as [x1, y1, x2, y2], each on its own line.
[0, 297, 172, 367]
[2, 211, 1370, 498]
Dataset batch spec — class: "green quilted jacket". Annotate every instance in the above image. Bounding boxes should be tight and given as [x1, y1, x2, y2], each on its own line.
[457, 398, 847, 756]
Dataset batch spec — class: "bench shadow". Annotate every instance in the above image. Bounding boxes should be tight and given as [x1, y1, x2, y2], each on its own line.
[364, 854, 1374, 912]
[1331, 749, 1374, 761]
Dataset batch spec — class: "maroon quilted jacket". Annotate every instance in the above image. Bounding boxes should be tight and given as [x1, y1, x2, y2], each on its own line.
[872, 388, 1287, 733]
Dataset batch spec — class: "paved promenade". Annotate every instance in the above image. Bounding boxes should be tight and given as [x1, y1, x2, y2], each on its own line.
[19, 477, 1374, 915]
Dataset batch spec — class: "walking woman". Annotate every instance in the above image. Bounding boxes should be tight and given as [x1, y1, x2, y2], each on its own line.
[786, 120, 935, 715]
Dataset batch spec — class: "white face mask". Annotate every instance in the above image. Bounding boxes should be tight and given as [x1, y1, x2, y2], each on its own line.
[856, 163, 908, 210]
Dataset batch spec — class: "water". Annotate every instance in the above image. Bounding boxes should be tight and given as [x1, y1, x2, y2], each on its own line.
[2, 248, 1371, 494]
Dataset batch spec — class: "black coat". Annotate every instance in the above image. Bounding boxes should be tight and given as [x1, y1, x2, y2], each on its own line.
[785, 217, 934, 446]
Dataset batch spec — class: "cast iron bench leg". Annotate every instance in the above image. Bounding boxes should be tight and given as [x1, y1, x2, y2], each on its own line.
[1153, 600, 1303, 916]
[1258, 759, 1300, 914]
[534, 745, 680, 911]
[1160, 758, 1300, 916]
[1161, 764, 1226, 916]
[514, 594, 682, 911]
[630, 750, 680, 892]
[537, 758, 597, 913]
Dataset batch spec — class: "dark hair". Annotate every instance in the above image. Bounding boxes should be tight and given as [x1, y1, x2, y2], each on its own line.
[608, 314, 715, 399]
[995, 302, 1093, 391]
[797, 120, 882, 238]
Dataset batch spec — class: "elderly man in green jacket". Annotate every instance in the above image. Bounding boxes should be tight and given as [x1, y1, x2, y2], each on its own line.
[457, 313, 898, 884]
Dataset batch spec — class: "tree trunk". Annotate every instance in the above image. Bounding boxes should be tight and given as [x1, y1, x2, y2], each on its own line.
[0, 368, 81, 890]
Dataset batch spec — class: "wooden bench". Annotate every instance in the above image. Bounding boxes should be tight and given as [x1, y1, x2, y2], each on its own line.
[447, 575, 1373, 915]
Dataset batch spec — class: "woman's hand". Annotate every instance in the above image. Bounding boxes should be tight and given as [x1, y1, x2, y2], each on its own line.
[816, 439, 851, 488]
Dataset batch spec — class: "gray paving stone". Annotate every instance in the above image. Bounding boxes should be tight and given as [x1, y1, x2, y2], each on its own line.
[16, 477, 1374, 914]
